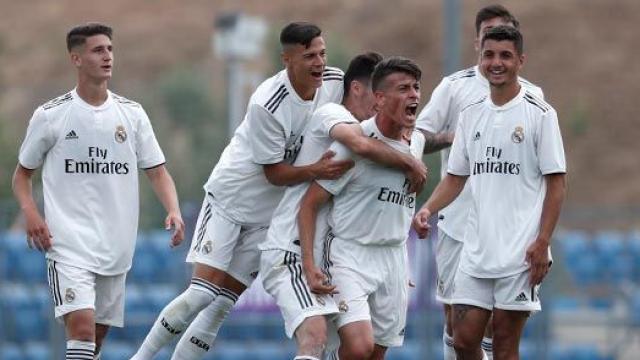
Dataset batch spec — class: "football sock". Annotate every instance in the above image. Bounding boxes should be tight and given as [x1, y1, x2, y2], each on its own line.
[66, 340, 95, 360]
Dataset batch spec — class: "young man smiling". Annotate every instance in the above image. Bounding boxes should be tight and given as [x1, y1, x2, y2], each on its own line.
[413, 26, 566, 360]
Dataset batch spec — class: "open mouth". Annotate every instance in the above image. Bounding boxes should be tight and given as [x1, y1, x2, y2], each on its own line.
[311, 70, 323, 80]
[405, 103, 418, 116]
[101, 65, 112, 71]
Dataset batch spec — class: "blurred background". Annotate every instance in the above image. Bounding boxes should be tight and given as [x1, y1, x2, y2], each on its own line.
[0, 0, 639, 359]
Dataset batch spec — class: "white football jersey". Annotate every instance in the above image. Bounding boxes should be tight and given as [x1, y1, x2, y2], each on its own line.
[18, 89, 165, 275]
[416, 65, 543, 241]
[447, 86, 566, 278]
[205, 67, 344, 225]
[318, 118, 426, 247]
[259, 103, 358, 255]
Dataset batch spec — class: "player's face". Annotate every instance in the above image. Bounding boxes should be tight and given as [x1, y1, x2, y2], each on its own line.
[71, 34, 113, 81]
[376, 72, 421, 128]
[479, 39, 524, 88]
[474, 17, 516, 52]
[283, 36, 327, 94]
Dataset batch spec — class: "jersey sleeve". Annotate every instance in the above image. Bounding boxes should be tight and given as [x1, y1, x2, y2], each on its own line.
[321, 107, 357, 138]
[315, 141, 358, 195]
[136, 108, 166, 169]
[447, 114, 470, 176]
[536, 109, 566, 175]
[18, 107, 55, 169]
[246, 103, 287, 165]
[416, 77, 453, 133]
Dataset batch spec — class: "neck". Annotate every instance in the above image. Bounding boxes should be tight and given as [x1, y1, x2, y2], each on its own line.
[342, 96, 360, 121]
[375, 113, 403, 140]
[490, 81, 521, 106]
[76, 77, 109, 106]
[287, 69, 315, 101]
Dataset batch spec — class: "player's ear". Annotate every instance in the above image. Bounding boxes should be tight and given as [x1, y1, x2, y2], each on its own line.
[69, 51, 81, 68]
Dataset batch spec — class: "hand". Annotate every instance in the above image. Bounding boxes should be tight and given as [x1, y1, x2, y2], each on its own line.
[314, 150, 354, 180]
[525, 238, 551, 286]
[304, 265, 338, 295]
[405, 157, 427, 194]
[165, 211, 185, 247]
[23, 207, 52, 251]
[412, 207, 432, 239]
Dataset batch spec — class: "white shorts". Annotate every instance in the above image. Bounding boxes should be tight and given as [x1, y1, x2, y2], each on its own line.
[46, 259, 126, 327]
[435, 231, 463, 304]
[328, 237, 408, 348]
[186, 194, 267, 287]
[260, 249, 338, 338]
[451, 269, 541, 313]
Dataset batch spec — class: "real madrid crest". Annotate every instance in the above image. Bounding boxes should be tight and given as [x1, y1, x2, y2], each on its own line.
[202, 241, 213, 254]
[65, 288, 76, 303]
[115, 125, 127, 143]
[511, 126, 524, 143]
[338, 300, 349, 313]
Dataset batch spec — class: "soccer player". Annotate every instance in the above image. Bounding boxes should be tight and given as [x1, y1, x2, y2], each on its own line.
[299, 57, 425, 360]
[12, 23, 185, 360]
[415, 5, 543, 359]
[413, 26, 566, 360]
[131, 22, 352, 359]
[260, 52, 417, 360]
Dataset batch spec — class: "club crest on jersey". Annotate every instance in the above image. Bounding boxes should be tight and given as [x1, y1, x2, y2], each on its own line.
[511, 126, 524, 143]
[338, 300, 349, 313]
[202, 241, 213, 254]
[115, 125, 127, 143]
[65, 288, 76, 303]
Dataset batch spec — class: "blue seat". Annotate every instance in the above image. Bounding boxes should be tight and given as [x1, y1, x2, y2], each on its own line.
[213, 342, 252, 360]
[0, 343, 23, 360]
[129, 247, 159, 284]
[123, 285, 151, 342]
[1, 284, 48, 343]
[558, 230, 591, 258]
[252, 343, 292, 360]
[147, 229, 188, 283]
[386, 341, 419, 360]
[549, 295, 581, 313]
[565, 253, 602, 287]
[2, 232, 46, 283]
[23, 342, 49, 360]
[101, 342, 134, 360]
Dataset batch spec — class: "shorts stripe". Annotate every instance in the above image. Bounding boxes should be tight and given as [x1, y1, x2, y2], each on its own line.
[285, 252, 313, 309]
[51, 261, 63, 306]
[322, 231, 335, 282]
[193, 202, 212, 252]
[190, 277, 221, 297]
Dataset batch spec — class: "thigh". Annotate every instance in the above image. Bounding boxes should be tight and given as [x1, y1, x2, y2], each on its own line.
[492, 308, 529, 357]
[331, 266, 372, 330]
[435, 231, 463, 304]
[94, 272, 127, 328]
[494, 270, 541, 313]
[261, 250, 338, 338]
[451, 269, 494, 311]
[47, 260, 96, 322]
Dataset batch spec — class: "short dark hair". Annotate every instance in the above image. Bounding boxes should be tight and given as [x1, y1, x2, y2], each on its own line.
[66, 23, 113, 52]
[475, 4, 519, 35]
[343, 52, 383, 97]
[371, 57, 422, 92]
[481, 25, 524, 55]
[280, 22, 322, 49]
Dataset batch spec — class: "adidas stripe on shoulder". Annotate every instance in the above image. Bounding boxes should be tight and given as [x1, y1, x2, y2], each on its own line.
[42, 92, 73, 110]
[447, 66, 475, 82]
[112, 93, 141, 107]
[263, 84, 289, 114]
[323, 66, 344, 82]
[460, 95, 487, 113]
[523, 91, 550, 113]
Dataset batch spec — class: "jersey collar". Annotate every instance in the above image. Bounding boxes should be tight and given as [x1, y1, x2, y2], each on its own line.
[486, 84, 526, 111]
[71, 88, 114, 111]
[283, 70, 317, 105]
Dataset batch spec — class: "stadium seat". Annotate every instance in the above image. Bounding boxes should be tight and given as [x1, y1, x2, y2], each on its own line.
[549, 295, 581, 313]
[558, 230, 591, 258]
[565, 253, 602, 287]
[145, 284, 179, 315]
[2, 231, 46, 283]
[212, 342, 252, 360]
[0, 284, 48, 342]
[129, 247, 159, 284]
[0, 343, 22, 360]
[252, 342, 292, 360]
[123, 284, 152, 342]
[386, 341, 419, 360]
[147, 229, 189, 283]
[23, 342, 50, 360]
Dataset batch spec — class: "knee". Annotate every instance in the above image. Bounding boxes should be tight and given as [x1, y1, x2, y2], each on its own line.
[340, 338, 374, 360]
[452, 334, 478, 355]
[297, 320, 328, 354]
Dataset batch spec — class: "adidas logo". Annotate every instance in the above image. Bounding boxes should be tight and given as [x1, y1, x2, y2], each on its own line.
[473, 131, 481, 141]
[515, 292, 528, 302]
[65, 130, 78, 140]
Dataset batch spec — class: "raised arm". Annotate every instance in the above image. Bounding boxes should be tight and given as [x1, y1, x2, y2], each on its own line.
[330, 123, 427, 193]
[12, 164, 51, 251]
[526, 173, 567, 285]
[298, 182, 336, 295]
[144, 164, 185, 247]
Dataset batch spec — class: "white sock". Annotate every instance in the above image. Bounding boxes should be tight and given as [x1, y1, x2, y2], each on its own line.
[94, 351, 101, 360]
[443, 330, 456, 360]
[131, 279, 219, 360]
[67, 340, 95, 360]
[170, 291, 238, 360]
[482, 337, 493, 360]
